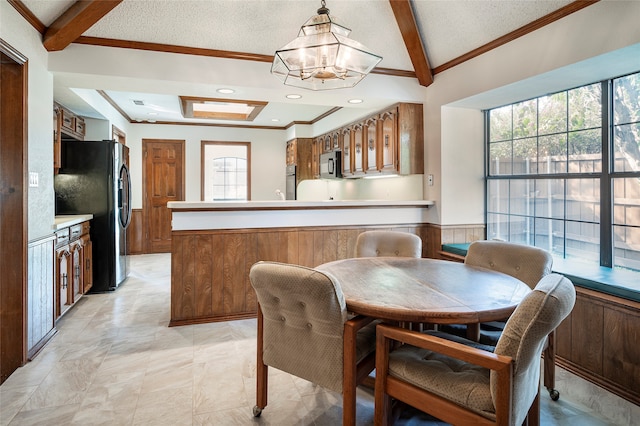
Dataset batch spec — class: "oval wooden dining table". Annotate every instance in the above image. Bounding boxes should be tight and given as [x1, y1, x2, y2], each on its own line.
[316, 257, 531, 325]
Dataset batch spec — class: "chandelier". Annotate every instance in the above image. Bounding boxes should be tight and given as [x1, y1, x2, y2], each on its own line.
[271, 0, 382, 90]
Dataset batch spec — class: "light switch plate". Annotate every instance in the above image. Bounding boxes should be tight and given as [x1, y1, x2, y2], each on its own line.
[29, 172, 39, 187]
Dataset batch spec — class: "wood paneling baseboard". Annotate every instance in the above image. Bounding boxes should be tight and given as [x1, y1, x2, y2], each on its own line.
[170, 224, 430, 326]
[127, 209, 143, 254]
[555, 286, 640, 405]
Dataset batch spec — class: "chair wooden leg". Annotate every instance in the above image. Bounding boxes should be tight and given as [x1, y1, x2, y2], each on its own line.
[343, 321, 358, 426]
[525, 391, 540, 426]
[254, 305, 268, 416]
[466, 323, 480, 341]
[374, 329, 392, 426]
[543, 330, 559, 401]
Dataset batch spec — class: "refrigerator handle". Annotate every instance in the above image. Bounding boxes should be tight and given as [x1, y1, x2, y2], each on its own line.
[118, 163, 132, 229]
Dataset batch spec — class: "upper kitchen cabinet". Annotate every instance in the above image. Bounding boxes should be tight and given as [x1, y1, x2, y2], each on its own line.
[364, 116, 378, 173]
[393, 103, 424, 176]
[304, 102, 423, 179]
[352, 122, 365, 176]
[379, 108, 398, 173]
[53, 102, 86, 173]
[286, 138, 314, 183]
[341, 126, 353, 177]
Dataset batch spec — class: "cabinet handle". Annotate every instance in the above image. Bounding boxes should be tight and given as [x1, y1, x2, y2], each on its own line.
[62, 273, 68, 289]
[356, 142, 361, 154]
[75, 265, 80, 280]
[369, 139, 374, 151]
[385, 135, 389, 147]
[344, 147, 349, 155]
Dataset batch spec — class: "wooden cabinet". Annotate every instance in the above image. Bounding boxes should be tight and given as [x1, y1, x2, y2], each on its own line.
[352, 123, 365, 176]
[54, 221, 92, 320]
[53, 102, 86, 173]
[53, 106, 61, 171]
[341, 127, 353, 177]
[55, 238, 71, 319]
[305, 103, 423, 179]
[311, 138, 319, 179]
[286, 138, 314, 184]
[299, 103, 423, 180]
[380, 108, 398, 173]
[365, 117, 378, 173]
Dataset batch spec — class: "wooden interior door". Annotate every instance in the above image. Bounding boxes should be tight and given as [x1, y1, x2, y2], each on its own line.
[0, 41, 28, 384]
[143, 139, 185, 253]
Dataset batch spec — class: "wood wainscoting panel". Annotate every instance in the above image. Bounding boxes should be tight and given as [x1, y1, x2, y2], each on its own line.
[570, 294, 604, 375]
[555, 286, 640, 405]
[602, 301, 640, 397]
[170, 224, 430, 326]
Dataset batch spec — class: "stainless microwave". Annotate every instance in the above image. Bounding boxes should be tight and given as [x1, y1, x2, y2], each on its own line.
[320, 151, 342, 179]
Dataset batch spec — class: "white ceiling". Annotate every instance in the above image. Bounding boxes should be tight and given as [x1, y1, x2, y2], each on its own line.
[22, 0, 576, 127]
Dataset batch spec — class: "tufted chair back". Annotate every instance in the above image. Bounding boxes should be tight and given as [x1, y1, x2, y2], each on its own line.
[464, 240, 553, 289]
[250, 261, 349, 392]
[491, 274, 576, 425]
[355, 231, 422, 258]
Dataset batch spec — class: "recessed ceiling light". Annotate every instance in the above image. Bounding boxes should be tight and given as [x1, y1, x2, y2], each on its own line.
[217, 88, 235, 94]
[348, 99, 363, 104]
[271, 118, 280, 122]
[286, 94, 302, 99]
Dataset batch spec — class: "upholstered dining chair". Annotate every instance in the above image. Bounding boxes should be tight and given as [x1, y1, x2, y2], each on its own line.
[355, 230, 422, 258]
[441, 239, 559, 399]
[249, 261, 377, 426]
[374, 273, 576, 426]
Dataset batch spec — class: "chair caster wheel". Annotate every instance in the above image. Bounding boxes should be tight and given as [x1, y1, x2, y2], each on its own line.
[252, 406, 263, 417]
[549, 389, 560, 401]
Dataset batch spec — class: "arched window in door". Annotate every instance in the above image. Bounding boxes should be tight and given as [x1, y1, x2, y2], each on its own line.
[201, 141, 250, 201]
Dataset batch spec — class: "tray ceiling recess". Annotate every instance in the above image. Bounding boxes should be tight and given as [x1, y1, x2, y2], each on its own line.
[179, 96, 267, 122]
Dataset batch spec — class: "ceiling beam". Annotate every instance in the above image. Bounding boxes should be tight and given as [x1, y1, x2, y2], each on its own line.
[43, 0, 123, 52]
[388, 0, 433, 87]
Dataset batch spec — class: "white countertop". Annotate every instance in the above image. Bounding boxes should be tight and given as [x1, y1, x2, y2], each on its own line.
[53, 214, 93, 230]
[169, 200, 434, 231]
[168, 200, 434, 210]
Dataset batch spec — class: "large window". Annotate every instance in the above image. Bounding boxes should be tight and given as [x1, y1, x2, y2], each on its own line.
[486, 72, 640, 273]
[201, 141, 250, 201]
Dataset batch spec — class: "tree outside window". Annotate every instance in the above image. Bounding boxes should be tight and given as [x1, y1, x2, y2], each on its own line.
[486, 72, 640, 274]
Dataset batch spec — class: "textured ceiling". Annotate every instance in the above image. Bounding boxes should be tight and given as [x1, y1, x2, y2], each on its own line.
[21, 0, 576, 127]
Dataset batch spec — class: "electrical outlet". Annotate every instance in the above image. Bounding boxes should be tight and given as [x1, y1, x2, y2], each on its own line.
[29, 172, 39, 187]
[427, 174, 434, 186]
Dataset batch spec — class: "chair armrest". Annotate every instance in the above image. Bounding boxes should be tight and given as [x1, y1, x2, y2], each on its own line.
[376, 323, 515, 424]
[376, 323, 512, 372]
[346, 314, 376, 332]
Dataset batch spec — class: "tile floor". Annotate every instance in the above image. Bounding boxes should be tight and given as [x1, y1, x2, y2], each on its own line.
[1, 253, 638, 425]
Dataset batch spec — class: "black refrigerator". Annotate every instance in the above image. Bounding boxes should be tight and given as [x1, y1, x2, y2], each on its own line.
[55, 140, 132, 292]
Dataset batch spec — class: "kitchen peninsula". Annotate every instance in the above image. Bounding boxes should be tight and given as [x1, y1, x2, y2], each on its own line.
[168, 200, 433, 326]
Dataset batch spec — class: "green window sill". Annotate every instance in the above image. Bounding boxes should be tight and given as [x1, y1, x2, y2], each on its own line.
[441, 243, 640, 303]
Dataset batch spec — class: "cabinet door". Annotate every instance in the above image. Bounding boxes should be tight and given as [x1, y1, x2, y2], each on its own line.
[70, 241, 83, 303]
[83, 237, 93, 294]
[311, 138, 320, 178]
[53, 107, 61, 171]
[380, 109, 398, 172]
[352, 124, 364, 175]
[341, 127, 353, 177]
[55, 247, 71, 319]
[323, 134, 332, 153]
[365, 117, 378, 173]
